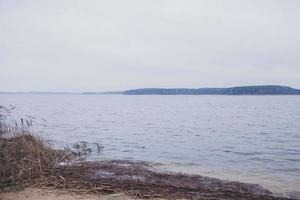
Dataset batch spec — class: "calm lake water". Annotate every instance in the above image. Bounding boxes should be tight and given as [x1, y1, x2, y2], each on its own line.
[1, 94, 300, 197]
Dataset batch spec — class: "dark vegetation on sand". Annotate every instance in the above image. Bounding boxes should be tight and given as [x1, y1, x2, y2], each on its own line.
[0, 106, 295, 199]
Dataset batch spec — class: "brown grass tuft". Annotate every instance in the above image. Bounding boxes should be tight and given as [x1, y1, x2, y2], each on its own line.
[0, 122, 73, 183]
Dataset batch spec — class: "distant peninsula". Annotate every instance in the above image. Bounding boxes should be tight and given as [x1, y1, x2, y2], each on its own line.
[123, 85, 300, 95]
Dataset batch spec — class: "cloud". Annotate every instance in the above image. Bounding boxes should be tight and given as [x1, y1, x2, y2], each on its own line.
[0, 0, 299, 91]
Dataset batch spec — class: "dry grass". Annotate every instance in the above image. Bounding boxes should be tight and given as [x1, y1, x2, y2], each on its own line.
[0, 133, 73, 181]
[0, 120, 73, 185]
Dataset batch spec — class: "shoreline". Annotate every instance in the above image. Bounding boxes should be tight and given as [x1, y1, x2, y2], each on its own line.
[1, 159, 295, 200]
[0, 109, 298, 199]
[156, 163, 299, 199]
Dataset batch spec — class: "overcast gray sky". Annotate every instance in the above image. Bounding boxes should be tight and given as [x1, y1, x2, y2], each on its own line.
[1, 0, 300, 92]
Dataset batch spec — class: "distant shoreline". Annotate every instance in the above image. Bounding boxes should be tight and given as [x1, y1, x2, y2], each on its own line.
[123, 85, 300, 95]
[1, 85, 300, 95]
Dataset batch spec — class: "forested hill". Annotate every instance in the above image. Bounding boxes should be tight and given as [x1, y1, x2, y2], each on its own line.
[123, 85, 300, 95]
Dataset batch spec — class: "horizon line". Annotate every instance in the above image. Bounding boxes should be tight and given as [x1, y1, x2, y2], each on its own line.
[1, 84, 300, 94]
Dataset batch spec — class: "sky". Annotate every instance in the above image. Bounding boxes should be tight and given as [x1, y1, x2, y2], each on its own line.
[0, 0, 300, 92]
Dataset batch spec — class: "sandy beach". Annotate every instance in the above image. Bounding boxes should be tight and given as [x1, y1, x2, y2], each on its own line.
[0, 188, 134, 200]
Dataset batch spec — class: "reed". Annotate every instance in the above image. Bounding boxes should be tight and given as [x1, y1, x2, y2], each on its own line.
[0, 120, 73, 183]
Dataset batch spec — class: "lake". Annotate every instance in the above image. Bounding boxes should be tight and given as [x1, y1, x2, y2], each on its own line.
[1, 94, 300, 197]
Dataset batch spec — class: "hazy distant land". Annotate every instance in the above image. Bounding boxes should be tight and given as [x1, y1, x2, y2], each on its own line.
[123, 85, 300, 95]
[1, 85, 300, 95]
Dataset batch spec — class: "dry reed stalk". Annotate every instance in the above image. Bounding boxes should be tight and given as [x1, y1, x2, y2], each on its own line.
[0, 120, 73, 183]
